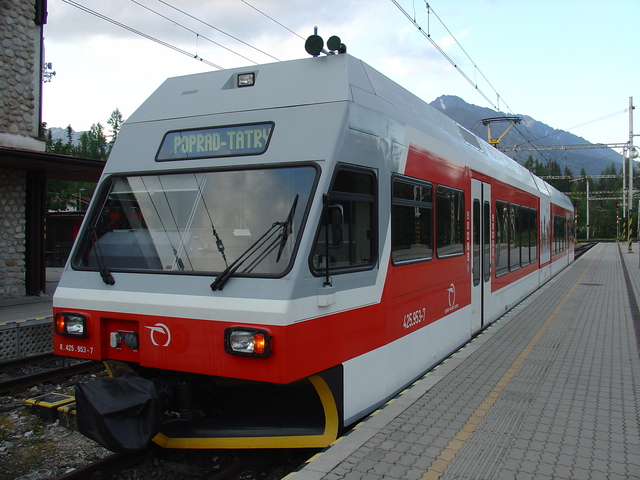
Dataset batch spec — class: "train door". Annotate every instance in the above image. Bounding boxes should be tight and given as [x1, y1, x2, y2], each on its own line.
[471, 179, 492, 333]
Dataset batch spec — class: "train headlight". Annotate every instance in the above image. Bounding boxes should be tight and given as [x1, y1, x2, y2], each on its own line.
[237, 72, 255, 87]
[54, 313, 87, 338]
[224, 327, 271, 357]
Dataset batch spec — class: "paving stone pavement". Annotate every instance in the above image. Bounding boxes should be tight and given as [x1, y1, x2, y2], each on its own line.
[288, 243, 640, 480]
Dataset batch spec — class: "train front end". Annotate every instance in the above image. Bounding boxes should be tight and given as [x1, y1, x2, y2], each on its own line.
[52, 54, 359, 451]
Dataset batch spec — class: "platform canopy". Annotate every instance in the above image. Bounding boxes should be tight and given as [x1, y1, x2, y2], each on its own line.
[0, 147, 105, 182]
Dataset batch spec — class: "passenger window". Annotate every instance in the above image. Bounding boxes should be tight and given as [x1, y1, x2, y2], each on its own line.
[530, 208, 538, 263]
[509, 204, 520, 271]
[495, 201, 539, 276]
[391, 177, 433, 264]
[520, 207, 530, 266]
[553, 214, 566, 253]
[495, 200, 509, 276]
[436, 186, 464, 258]
[311, 167, 377, 273]
[520, 207, 538, 266]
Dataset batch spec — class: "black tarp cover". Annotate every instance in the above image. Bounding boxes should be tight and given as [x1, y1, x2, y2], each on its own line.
[76, 374, 160, 452]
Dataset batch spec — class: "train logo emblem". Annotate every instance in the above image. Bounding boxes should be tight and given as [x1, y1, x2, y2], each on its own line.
[447, 283, 456, 307]
[445, 283, 459, 314]
[146, 323, 172, 347]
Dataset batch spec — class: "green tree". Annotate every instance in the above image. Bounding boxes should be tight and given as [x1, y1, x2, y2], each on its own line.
[521, 155, 545, 177]
[43, 110, 120, 210]
[522, 155, 535, 172]
[44, 123, 75, 156]
[76, 123, 108, 160]
[542, 159, 565, 192]
[45, 180, 96, 211]
[106, 108, 124, 155]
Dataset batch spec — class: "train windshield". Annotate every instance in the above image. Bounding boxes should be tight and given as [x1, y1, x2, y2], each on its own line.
[73, 166, 317, 277]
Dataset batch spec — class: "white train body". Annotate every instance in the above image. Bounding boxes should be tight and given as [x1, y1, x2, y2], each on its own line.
[53, 53, 574, 450]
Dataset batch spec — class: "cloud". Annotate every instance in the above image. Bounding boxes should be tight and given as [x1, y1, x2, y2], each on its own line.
[41, 0, 639, 144]
[435, 28, 470, 51]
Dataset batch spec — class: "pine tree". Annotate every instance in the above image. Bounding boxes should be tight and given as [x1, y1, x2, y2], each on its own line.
[43, 109, 121, 210]
[106, 108, 124, 155]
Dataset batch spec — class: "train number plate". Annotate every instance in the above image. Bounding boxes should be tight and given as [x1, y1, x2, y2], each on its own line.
[58, 343, 94, 355]
[403, 308, 426, 329]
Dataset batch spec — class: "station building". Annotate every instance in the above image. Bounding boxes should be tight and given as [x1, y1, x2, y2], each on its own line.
[0, 0, 103, 299]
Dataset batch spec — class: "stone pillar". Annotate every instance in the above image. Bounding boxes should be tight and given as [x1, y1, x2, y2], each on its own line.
[0, 169, 26, 299]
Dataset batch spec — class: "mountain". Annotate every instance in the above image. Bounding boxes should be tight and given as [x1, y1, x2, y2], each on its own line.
[430, 95, 622, 176]
[47, 96, 621, 176]
[47, 126, 83, 145]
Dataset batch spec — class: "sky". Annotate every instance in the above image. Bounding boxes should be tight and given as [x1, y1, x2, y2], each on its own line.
[41, 0, 639, 150]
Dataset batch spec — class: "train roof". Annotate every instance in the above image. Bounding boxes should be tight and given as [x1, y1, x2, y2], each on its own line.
[123, 53, 571, 210]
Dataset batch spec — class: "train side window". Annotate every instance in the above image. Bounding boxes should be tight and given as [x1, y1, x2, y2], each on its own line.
[509, 204, 520, 271]
[495, 200, 509, 276]
[436, 186, 464, 258]
[530, 208, 538, 263]
[311, 166, 377, 274]
[553, 214, 566, 254]
[391, 177, 433, 265]
[520, 207, 531, 267]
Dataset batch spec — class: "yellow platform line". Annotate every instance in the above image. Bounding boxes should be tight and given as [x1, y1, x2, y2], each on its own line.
[421, 245, 603, 480]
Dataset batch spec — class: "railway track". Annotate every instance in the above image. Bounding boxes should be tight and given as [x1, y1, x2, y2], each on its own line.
[574, 241, 597, 259]
[52, 446, 310, 480]
[0, 355, 102, 395]
[0, 352, 56, 370]
[0, 351, 314, 480]
[53, 450, 151, 480]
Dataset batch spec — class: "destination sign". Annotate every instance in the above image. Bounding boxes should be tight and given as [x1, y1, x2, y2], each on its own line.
[156, 122, 274, 161]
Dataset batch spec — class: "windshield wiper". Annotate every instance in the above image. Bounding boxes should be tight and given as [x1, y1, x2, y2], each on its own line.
[193, 174, 229, 268]
[90, 226, 115, 285]
[210, 222, 283, 291]
[276, 194, 298, 262]
[210, 195, 299, 291]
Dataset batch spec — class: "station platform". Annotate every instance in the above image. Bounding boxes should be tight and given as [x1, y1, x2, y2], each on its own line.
[0, 268, 59, 359]
[287, 242, 640, 480]
[0, 267, 59, 323]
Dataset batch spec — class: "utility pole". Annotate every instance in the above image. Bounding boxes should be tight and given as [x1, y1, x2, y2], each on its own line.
[623, 143, 627, 221]
[586, 180, 590, 240]
[629, 97, 636, 252]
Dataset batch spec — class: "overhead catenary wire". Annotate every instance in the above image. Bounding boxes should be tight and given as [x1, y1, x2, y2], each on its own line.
[240, 0, 306, 40]
[396, 1, 628, 166]
[61, 0, 224, 70]
[421, 1, 513, 115]
[390, 0, 498, 110]
[391, 1, 554, 161]
[62, 0, 618, 169]
[131, 0, 259, 65]
[61, 0, 289, 69]
[156, 0, 281, 62]
[564, 109, 629, 134]
[511, 109, 630, 149]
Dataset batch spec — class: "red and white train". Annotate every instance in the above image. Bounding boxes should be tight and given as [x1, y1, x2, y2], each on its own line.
[53, 43, 574, 452]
